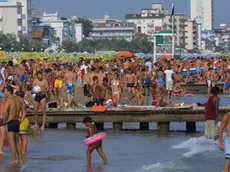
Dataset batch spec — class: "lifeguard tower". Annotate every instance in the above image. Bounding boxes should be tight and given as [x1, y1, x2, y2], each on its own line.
[153, 25, 176, 62]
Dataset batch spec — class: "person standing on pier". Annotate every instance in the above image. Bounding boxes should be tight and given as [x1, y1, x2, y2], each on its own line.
[64, 65, 76, 108]
[164, 65, 174, 99]
[32, 71, 49, 130]
[205, 86, 219, 140]
[205, 68, 213, 97]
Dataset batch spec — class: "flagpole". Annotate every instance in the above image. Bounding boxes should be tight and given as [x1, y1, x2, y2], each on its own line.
[172, 1, 175, 59]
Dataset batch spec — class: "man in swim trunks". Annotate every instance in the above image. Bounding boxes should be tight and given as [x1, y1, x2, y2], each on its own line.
[219, 110, 230, 172]
[64, 65, 76, 107]
[54, 65, 64, 108]
[18, 60, 28, 92]
[91, 76, 101, 105]
[32, 71, 49, 130]
[143, 66, 152, 96]
[205, 86, 219, 140]
[3, 86, 24, 163]
[124, 68, 137, 105]
[83, 68, 92, 102]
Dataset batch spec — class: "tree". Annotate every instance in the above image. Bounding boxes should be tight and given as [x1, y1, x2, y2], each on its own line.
[75, 18, 93, 38]
[62, 39, 78, 52]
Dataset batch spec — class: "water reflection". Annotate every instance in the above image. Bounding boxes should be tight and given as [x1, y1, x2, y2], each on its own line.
[31, 128, 44, 138]
[84, 164, 105, 172]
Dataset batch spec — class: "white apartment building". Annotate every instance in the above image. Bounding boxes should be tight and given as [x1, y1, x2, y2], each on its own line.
[0, 0, 32, 39]
[75, 23, 83, 42]
[190, 0, 214, 31]
[184, 19, 198, 50]
[125, 4, 164, 35]
[126, 4, 186, 46]
[91, 15, 135, 42]
[164, 13, 186, 47]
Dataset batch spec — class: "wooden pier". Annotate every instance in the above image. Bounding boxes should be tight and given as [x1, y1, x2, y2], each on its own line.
[26, 106, 229, 132]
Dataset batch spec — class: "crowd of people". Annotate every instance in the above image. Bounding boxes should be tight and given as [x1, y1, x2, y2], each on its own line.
[0, 56, 229, 165]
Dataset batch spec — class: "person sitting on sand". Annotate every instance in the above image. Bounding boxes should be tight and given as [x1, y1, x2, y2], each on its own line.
[172, 82, 185, 96]
[150, 81, 167, 107]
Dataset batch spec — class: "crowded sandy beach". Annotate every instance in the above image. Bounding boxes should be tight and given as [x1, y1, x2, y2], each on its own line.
[0, 52, 229, 170]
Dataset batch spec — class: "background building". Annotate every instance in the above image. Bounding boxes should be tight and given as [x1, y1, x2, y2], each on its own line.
[163, 13, 186, 47]
[0, 0, 33, 39]
[190, 0, 214, 31]
[184, 19, 198, 50]
[91, 15, 135, 41]
[125, 4, 164, 35]
[32, 12, 83, 45]
[125, 3, 186, 47]
[213, 24, 230, 51]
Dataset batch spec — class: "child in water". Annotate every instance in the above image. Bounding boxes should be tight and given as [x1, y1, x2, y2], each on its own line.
[83, 117, 108, 167]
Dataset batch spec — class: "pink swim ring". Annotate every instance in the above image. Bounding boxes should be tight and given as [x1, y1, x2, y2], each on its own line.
[84, 133, 106, 146]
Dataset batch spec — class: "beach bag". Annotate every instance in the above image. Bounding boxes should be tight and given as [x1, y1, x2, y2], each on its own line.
[91, 105, 106, 112]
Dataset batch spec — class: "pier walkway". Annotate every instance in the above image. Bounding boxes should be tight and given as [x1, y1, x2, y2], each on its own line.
[27, 106, 229, 132]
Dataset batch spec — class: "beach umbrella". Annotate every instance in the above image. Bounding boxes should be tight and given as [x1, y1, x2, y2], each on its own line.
[115, 51, 136, 58]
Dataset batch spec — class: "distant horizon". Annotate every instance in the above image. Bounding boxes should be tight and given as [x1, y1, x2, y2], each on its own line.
[33, 0, 230, 26]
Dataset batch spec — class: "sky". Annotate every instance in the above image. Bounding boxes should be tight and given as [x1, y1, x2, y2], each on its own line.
[33, 0, 230, 26]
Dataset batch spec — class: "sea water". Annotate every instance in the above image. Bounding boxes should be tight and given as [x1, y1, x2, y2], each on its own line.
[0, 95, 228, 172]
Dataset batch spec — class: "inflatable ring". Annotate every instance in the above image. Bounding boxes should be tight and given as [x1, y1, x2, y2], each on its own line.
[84, 133, 106, 146]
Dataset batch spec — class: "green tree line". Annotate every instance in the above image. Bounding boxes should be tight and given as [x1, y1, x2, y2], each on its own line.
[62, 38, 153, 53]
[0, 34, 49, 52]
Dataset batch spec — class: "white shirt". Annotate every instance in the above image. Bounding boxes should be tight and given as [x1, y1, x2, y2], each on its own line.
[164, 70, 174, 82]
[80, 64, 88, 73]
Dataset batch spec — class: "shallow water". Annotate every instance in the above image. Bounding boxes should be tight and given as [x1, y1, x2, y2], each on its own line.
[0, 124, 225, 172]
[0, 95, 228, 172]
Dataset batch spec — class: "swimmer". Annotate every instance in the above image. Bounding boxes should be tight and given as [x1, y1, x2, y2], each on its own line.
[83, 117, 108, 167]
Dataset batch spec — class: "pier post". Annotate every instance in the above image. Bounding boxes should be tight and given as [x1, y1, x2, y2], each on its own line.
[48, 123, 58, 129]
[186, 122, 196, 132]
[95, 123, 104, 130]
[140, 122, 149, 131]
[113, 122, 122, 131]
[158, 122, 170, 132]
[66, 123, 76, 129]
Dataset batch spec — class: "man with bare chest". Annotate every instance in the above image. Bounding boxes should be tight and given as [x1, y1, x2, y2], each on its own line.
[54, 65, 64, 108]
[125, 69, 137, 104]
[64, 66, 76, 107]
[3, 86, 25, 163]
[83, 68, 92, 101]
[32, 71, 48, 130]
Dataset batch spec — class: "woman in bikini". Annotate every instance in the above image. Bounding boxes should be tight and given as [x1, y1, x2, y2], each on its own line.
[111, 73, 121, 107]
